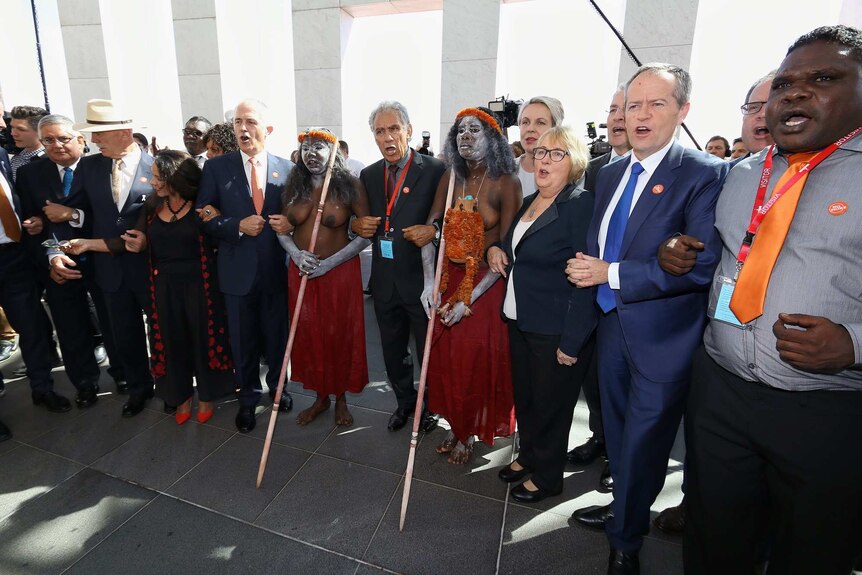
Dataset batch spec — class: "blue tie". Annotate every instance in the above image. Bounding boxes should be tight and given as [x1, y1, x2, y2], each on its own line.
[62, 167, 73, 197]
[597, 161, 644, 313]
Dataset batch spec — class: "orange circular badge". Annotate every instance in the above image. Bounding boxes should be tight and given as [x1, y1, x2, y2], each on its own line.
[828, 201, 848, 216]
[652, 184, 664, 195]
[402, 187, 410, 195]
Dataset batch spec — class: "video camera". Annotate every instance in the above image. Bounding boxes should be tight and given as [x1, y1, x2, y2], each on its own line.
[488, 96, 522, 131]
[586, 121, 611, 159]
[0, 112, 19, 155]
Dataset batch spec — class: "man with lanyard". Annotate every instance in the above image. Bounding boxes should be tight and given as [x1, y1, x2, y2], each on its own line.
[352, 101, 446, 432]
[660, 25, 862, 574]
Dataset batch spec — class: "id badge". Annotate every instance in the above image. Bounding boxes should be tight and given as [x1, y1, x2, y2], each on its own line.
[707, 275, 746, 329]
[378, 236, 394, 260]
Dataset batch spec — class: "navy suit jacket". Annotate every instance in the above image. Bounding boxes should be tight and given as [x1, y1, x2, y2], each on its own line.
[502, 183, 597, 357]
[196, 151, 292, 296]
[62, 152, 153, 292]
[588, 141, 729, 382]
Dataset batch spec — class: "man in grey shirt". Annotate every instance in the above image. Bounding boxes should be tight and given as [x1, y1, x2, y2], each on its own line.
[659, 24, 862, 575]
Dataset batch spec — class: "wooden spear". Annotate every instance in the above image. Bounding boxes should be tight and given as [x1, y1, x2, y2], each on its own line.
[398, 169, 456, 530]
[257, 140, 338, 488]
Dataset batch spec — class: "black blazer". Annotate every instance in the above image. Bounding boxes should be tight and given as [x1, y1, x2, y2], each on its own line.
[583, 152, 611, 193]
[501, 183, 597, 357]
[360, 151, 446, 303]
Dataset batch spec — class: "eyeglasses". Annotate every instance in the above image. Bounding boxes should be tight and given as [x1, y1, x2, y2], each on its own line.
[182, 129, 204, 137]
[39, 136, 74, 146]
[740, 101, 767, 115]
[532, 147, 569, 162]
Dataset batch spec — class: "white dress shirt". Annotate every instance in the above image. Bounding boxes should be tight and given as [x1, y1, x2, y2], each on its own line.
[114, 145, 143, 210]
[0, 169, 20, 244]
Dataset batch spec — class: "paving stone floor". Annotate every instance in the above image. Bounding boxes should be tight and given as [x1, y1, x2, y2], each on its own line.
[0, 295, 684, 575]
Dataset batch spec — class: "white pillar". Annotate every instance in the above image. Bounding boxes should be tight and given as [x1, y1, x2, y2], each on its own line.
[172, 0, 223, 124]
[58, 0, 110, 122]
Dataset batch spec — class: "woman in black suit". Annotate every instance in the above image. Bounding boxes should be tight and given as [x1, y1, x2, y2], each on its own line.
[487, 126, 598, 503]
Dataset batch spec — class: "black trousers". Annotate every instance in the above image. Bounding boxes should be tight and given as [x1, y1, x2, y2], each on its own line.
[373, 287, 428, 410]
[102, 280, 153, 399]
[45, 278, 100, 390]
[579, 334, 604, 442]
[508, 323, 592, 491]
[684, 346, 862, 575]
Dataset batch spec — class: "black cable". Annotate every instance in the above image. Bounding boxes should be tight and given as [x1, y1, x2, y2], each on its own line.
[587, 0, 700, 150]
[31, 0, 50, 112]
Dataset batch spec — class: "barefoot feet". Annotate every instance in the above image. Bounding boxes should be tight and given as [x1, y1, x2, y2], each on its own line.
[334, 395, 353, 426]
[447, 437, 475, 465]
[296, 395, 331, 425]
[436, 431, 457, 454]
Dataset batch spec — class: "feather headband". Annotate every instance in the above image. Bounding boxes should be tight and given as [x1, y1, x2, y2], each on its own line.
[455, 108, 502, 134]
[297, 128, 338, 145]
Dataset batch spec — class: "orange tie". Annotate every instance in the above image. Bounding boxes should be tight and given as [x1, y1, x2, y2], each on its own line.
[730, 152, 817, 323]
[249, 158, 264, 215]
[0, 187, 21, 242]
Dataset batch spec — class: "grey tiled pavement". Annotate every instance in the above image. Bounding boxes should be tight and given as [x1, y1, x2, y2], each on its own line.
[0, 294, 684, 574]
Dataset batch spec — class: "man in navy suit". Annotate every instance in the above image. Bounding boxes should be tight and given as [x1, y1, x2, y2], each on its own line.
[196, 99, 293, 433]
[566, 64, 728, 575]
[50, 99, 155, 418]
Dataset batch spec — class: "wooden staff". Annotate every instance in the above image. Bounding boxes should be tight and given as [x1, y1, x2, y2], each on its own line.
[257, 140, 338, 488]
[399, 169, 456, 530]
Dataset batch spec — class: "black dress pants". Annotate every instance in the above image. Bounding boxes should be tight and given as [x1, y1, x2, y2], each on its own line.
[373, 287, 428, 411]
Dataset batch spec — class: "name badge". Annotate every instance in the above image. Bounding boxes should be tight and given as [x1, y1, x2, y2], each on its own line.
[707, 275, 746, 329]
[379, 236, 394, 260]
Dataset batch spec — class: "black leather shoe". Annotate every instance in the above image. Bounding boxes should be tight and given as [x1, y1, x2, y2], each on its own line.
[419, 409, 439, 433]
[567, 435, 606, 465]
[235, 406, 257, 433]
[608, 548, 640, 575]
[598, 462, 613, 493]
[0, 419, 11, 442]
[75, 384, 100, 409]
[388, 407, 410, 431]
[32, 390, 72, 413]
[510, 482, 562, 504]
[122, 391, 153, 418]
[571, 504, 614, 530]
[653, 500, 686, 534]
[115, 380, 129, 395]
[269, 390, 292, 412]
[498, 462, 533, 483]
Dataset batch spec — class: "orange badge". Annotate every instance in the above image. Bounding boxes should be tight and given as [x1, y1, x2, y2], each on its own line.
[828, 201, 848, 216]
[652, 184, 664, 195]
[139, 176, 148, 183]
[402, 187, 410, 194]
[272, 171, 279, 178]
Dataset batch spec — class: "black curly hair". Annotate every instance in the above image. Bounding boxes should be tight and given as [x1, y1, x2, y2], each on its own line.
[201, 122, 238, 155]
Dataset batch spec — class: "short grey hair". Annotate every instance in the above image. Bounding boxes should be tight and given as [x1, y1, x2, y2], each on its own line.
[518, 96, 565, 127]
[744, 70, 777, 103]
[627, 63, 692, 107]
[234, 98, 270, 126]
[368, 101, 410, 130]
[38, 114, 79, 137]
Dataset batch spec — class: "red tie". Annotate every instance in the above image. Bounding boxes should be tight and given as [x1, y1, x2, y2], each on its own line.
[249, 158, 264, 215]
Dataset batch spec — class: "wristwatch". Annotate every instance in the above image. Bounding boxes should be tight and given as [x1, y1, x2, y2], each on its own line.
[433, 221, 441, 242]
[69, 210, 80, 223]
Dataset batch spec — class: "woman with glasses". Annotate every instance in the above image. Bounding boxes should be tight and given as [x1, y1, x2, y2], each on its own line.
[65, 150, 234, 425]
[489, 126, 597, 503]
[422, 106, 521, 464]
[515, 96, 565, 198]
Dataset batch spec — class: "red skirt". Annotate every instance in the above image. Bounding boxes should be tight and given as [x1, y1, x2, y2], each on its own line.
[287, 256, 368, 396]
[428, 264, 515, 446]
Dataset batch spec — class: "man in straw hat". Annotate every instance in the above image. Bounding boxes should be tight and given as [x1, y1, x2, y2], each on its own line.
[49, 99, 155, 418]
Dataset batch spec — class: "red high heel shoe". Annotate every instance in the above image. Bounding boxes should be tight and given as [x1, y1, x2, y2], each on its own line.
[175, 398, 192, 425]
[196, 400, 214, 424]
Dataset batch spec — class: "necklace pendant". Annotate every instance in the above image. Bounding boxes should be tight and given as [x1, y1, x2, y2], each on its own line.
[170, 214, 177, 222]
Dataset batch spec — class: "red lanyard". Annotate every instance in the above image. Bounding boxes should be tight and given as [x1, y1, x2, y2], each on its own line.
[383, 150, 413, 235]
[735, 126, 862, 270]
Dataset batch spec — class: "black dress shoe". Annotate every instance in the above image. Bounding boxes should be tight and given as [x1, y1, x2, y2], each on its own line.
[235, 406, 256, 433]
[498, 462, 534, 483]
[567, 435, 607, 465]
[32, 390, 72, 413]
[419, 409, 439, 433]
[388, 407, 410, 431]
[653, 500, 686, 534]
[0, 419, 12, 442]
[122, 391, 153, 418]
[510, 482, 562, 504]
[75, 384, 100, 409]
[608, 548, 640, 575]
[598, 462, 613, 493]
[269, 390, 292, 412]
[115, 380, 129, 395]
[571, 504, 614, 530]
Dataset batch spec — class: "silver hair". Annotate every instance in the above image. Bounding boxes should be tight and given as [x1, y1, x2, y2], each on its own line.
[38, 114, 80, 137]
[368, 101, 410, 130]
[234, 98, 270, 125]
[518, 96, 565, 127]
[745, 70, 777, 103]
[627, 63, 692, 107]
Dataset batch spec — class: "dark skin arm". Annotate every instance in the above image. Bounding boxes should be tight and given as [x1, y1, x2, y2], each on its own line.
[772, 313, 856, 373]
[656, 234, 704, 276]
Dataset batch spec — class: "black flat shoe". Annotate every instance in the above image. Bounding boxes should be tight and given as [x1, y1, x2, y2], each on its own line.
[235, 406, 257, 433]
[570, 504, 614, 530]
[388, 407, 410, 431]
[567, 435, 606, 465]
[122, 390, 153, 418]
[269, 391, 292, 412]
[598, 462, 613, 493]
[608, 548, 640, 575]
[32, 390, 72, 413]
[509, 482, 562, 504]
[498, 462, 534, 483]
[75, 384, 100, 409]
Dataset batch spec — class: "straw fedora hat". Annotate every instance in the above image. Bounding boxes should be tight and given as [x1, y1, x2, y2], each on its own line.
[75, 99, 143, 132]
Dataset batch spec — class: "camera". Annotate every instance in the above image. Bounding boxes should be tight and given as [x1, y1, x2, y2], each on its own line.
[0, 112, 19, 155]
[488, 96, 522, 130]
[422, 131, 430, 139]
[586, 121, 611, 159]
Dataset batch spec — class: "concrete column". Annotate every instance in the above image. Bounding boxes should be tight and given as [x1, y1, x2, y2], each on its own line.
[439, 0, 500, 142]
[58, 0, 110, 122]
[617, 0, 700, 84]
[292, 0, 345, 136]
[172, 0, 223, 124]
